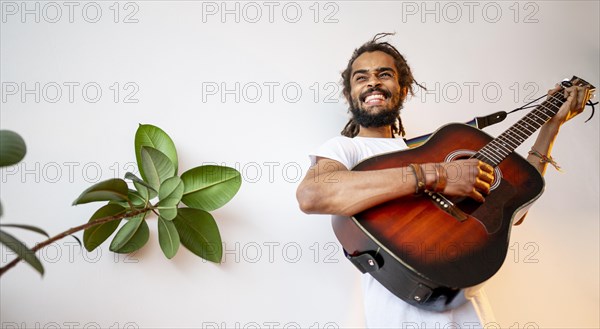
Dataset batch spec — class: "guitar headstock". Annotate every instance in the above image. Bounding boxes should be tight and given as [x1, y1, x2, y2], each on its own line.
[561, 76, 596, 120]
[563, 76, 596, 106]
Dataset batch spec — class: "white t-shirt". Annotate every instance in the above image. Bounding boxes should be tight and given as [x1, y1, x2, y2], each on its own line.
[310, 135, 493, 328]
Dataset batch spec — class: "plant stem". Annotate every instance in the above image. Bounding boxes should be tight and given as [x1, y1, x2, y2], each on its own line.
[0, 207, 151, 277]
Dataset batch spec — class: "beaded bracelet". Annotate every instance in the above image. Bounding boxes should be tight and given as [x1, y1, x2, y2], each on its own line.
[529, 148, 562, 171]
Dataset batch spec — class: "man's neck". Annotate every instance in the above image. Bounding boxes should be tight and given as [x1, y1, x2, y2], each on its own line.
[357, 126, 393, 138]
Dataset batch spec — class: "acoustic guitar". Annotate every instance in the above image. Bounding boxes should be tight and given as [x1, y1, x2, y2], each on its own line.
[332, 76, 595, 312]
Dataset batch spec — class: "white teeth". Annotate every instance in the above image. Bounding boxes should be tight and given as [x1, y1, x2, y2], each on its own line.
[365, 94, 385, 103]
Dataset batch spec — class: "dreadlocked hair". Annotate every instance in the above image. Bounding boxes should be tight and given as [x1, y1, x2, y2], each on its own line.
[340, 32, 425, 138]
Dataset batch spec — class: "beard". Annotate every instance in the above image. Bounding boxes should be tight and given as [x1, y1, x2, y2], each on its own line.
[349, 87, 403, 128]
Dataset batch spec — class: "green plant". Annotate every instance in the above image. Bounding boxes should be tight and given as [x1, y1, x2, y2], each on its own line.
[0, 124, 241, 276]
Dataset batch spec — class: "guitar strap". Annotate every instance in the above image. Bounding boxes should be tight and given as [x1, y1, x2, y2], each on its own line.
[473, 111, 508, 129]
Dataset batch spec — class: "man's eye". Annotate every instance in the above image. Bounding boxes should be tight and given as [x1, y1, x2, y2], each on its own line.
[356, 76, 366, 81]
[380, 72, 392, 78]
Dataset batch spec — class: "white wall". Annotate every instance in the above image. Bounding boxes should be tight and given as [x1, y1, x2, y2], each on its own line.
[1, 1, 598, 328]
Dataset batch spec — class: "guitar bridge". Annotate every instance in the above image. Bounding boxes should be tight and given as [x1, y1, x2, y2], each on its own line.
[426, 191, 468, 222]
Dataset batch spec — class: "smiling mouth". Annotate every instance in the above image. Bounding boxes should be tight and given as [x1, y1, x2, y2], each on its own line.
[361, 91, 387, 106]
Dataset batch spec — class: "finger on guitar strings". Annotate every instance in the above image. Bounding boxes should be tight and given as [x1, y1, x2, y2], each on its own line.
[477, 160, 494, 174]
[477, 170, 494, 184]
[547, 84, 561, 97]
[564, 86, 579, 109]
[474, 178, 491, 195]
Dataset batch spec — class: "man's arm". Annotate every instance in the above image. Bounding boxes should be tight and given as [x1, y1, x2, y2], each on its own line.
[296, 157, 415, 216]
[296, 157, 494, 216]
[516, 84, 589, 225]
[527, 84, 589, 175]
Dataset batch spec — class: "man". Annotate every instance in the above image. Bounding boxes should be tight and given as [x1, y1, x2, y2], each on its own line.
[296, 33, 589, 327]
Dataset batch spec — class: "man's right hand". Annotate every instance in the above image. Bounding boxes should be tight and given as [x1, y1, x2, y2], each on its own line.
[423, 159, 495, 203]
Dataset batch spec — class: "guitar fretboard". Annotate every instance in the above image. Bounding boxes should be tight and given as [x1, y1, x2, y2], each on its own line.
[472, 89, 567, 167]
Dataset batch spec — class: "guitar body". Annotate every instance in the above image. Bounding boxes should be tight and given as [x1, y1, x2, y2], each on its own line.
[332, 123, 545, 311]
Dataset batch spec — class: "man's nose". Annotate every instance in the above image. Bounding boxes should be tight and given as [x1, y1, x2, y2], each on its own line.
[367, 74, 381, 87]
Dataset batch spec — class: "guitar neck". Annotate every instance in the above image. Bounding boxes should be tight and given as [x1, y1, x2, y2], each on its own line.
[473, 86, 567, 167]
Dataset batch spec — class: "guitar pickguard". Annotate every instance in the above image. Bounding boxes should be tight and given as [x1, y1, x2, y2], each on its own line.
[452, 179, 516, 235]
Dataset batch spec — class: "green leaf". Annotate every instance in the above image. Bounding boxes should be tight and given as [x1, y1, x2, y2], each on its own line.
[135, 124, 178, 182]
[0, 130, 27, 167]
[108, 200, 130, 209]
[0, 224, 49, 238]
[180, 166, 241, 211]
[109, 212, 146, 252]
[0, 229, 44, 275]
[128, 189, 147, 208]
[73, 178, 129, 205]
[173, 208, 222, 263]
[113, 220, 149, 254]
[158, 217, 180, 259]
[125, 172, 157, 200]
[157, 176, 184, 220]
[83, 204, 126, 252]
[140, 146, 175, 191]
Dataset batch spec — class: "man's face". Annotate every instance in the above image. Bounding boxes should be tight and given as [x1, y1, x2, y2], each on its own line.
[348, 51, 403, 128]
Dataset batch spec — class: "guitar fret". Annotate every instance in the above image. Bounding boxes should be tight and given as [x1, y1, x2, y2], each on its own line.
[538, 113, 550, 123]
[548, 96, 564, 108]
[531, 111, 546, 126]
[509, 127, 528, 143]
[528, 112, 546, 126]
[481, 154, 494, 164]
[537, 110, 551, 119]
[490, 142, 511, 157]
[545, 96, 565, 112]
[524, 112, 540, 123]
[479, 148, 503, 164]
[477, 148, 496, 161]
[515, 121, 535, 135]
[473, 152, 493, 164]
[531, 112, 548, 123]
[547, 103, 560, 111]
[511, 123, 530, 137]
[497, 135, 518, 149]
[478, 148, 498, 160]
